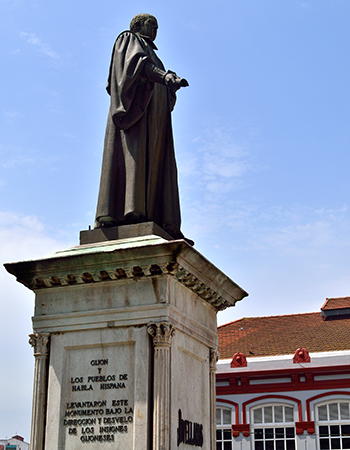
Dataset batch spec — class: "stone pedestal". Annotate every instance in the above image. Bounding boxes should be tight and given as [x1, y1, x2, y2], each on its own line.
[79, 222, 176, 245]
[5, 235, 247, 449]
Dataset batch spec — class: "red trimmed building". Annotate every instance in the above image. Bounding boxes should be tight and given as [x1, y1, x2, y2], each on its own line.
[216, 297, 350, 450]
[0, 435, 29, 450]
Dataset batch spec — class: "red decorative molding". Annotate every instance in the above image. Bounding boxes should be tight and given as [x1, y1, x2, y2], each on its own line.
[217, 379, 350, 395]
[295, 421, 315, 435]
[242, 394, 303, 424]
[216, 365, 350, 395]
[232, 424, 250, 437]
[293, 348, 311, 363]
[231, 352, 247, 368]
[306, 391, 350, 421]
[217, 364, 350, 379]
[216, 398, 239, 425]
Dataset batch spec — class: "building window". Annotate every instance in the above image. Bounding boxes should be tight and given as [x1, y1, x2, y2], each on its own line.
[316, 401, 350, 449]
[251, 404, 296, 450]
[216, 407, 233, 450]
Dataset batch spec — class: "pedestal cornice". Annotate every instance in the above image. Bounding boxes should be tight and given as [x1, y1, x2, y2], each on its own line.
[4, 236, 248, 311]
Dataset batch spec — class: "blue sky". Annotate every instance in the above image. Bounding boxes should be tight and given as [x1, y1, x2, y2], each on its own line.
[1, 0, 350, 440]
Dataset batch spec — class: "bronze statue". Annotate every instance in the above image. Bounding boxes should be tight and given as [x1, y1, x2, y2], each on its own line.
[95, 14, 188, 240]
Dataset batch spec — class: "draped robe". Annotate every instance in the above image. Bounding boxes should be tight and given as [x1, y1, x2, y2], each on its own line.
[95, 31, 182, 238]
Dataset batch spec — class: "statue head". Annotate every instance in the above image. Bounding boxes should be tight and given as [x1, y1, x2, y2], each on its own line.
[130, 14, 158, 41]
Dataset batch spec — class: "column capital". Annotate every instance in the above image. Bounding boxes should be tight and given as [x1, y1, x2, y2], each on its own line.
[147, 322, 174, 347]
[209, 348, 218, 371]
[29, 333, 50, 357]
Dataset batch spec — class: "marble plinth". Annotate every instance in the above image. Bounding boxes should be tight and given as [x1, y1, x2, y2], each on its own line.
[79, 222, 175, 245]
[5, 235, 247, 450]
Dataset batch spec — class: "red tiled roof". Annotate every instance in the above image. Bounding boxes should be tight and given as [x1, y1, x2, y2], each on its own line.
[218, 312, 350, 359]
[321, 297, 350, 310]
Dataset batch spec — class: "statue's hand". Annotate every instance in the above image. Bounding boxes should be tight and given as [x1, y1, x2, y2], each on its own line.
[179, 78, 189, 87]
[164, 71, 189, 92]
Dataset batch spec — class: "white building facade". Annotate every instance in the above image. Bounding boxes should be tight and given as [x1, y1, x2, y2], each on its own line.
[0, 435, 29, 450]
[216, 298, 350, 450]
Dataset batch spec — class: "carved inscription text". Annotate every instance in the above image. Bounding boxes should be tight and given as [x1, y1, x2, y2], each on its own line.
[62, 358, 133, 443]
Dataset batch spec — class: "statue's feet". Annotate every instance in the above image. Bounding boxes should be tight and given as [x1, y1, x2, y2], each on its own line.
[95, 216, 116, 228]
[183, 236, 195, 246]
[121, 212, 147, 225]
[163, 225, 194, 246]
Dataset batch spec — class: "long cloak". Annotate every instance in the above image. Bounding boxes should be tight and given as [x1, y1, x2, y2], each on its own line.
[95, 31, 182, 238]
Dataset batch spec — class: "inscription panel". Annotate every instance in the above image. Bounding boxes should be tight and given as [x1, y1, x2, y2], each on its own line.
[61, 343, 135, 448]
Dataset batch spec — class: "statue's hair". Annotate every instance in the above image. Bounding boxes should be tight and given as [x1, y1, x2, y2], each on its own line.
[130, 14, 157, 32]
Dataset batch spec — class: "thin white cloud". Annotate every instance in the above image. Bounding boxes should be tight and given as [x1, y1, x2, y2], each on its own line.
[2, 110, 23, 120]
[1, 156, 34, 169]
[224, 204, 350, 252]
[263, 220, 333, 251]
[0, 143, 61, 170]
[298, 0, 311, 8]
[20, 31, 59, 60]
[181, 127, 251, 198]
[197, 128, 248, 180]
[0, 211, 69, 439]
[215, 204, 350, 325]
[263, 210, 350, 256]
[179, 127, 256, 239]
[0, 211, 43, 235]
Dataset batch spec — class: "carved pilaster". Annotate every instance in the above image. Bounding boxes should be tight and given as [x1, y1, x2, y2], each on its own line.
[29, 333, 50, 450]
[209, 348, 218, 450]
[147, 322, 175, 450]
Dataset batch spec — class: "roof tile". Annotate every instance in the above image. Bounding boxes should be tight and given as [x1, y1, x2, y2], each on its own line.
[321, 297, 350, 310]
[218, 312, 350, 358]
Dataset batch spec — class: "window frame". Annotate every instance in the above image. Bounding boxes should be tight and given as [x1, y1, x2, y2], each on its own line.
[250, 402, 297, 450]
[216, 405, 234, 450]
[315, 399, 350, 450]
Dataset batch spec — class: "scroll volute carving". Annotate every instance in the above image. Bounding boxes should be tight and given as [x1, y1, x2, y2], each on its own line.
[147, 322, 174, 347]
[29, 333, 50, 357]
